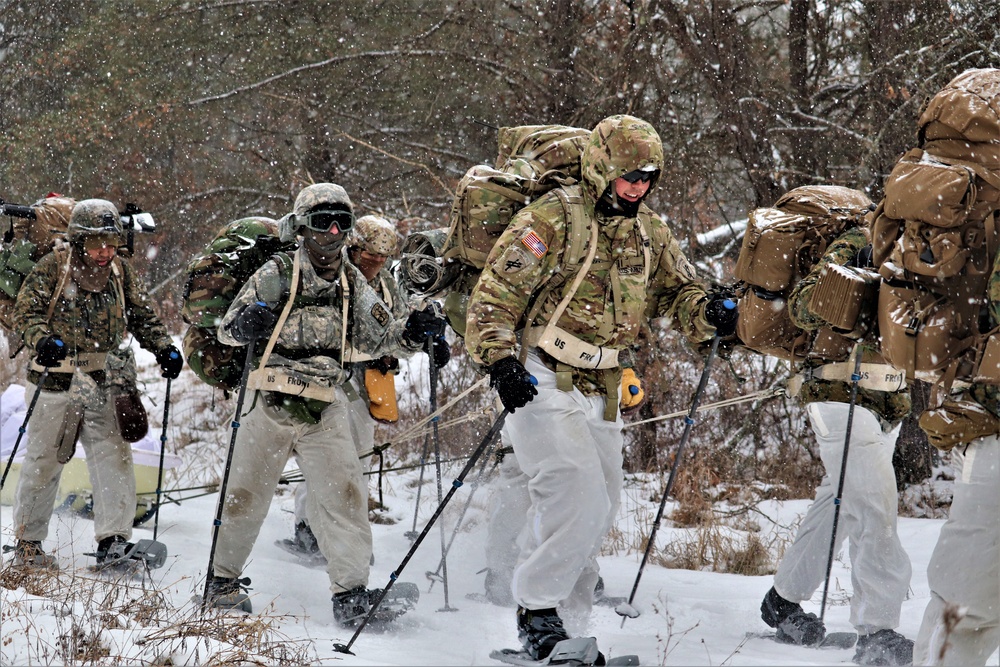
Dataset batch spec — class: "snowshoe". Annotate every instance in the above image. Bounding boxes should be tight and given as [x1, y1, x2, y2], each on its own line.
[760, 586, 826, 646]
[205, 574, 253, 613]
[2, 540, 59, 569]
[332, 581, 419, 628]
[853, 629, 913, 666]
[86, 536, 167, 572]
[490, 637, 640, 666]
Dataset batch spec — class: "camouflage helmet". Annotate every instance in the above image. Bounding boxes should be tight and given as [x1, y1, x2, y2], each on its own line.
[581, 115, 665, 202]
[67, 199, 123, 245]
[279, 182, 354, 242]
[347, 215, 399, 256]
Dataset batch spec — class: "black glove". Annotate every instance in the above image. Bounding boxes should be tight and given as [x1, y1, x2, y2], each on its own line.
[156, 346, 184, 380]
[488, 356, 538, 413]
[403, 307, 447, 346]
[229, 301, 278, 343]
[429, 335, 451, 369]
[704, 296, 739, 337]
[35, 335, 67, 367]
[371, 356, 400, 375]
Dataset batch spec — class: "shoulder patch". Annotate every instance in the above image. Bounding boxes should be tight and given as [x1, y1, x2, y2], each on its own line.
[521, 230, 548, 258]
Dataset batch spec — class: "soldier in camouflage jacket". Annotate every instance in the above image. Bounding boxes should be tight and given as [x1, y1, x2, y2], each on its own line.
[760, 225, 915, 661]
[11, 199, 181, 568]
[206, 184, 448, 625]
[465, 115, 737, 660]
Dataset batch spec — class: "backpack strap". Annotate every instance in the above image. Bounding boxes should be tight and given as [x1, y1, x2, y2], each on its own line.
[254, 250, 301, 372]
[44, 246, 74, 324]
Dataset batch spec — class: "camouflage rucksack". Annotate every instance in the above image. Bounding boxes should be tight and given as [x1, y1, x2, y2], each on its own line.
[0, 194, 76, 330]
[872, 68, 1000, 385]
[735, 185, 876, 362]
[181, 217, 297, 391]
[396, 125, 595, 336]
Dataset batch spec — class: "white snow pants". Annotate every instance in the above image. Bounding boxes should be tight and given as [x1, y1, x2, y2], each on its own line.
[504, 353, 624, 630]
[913, 435, 999, 667]
[773, 401, 911, 633]
[14, 382, 135, 544]
[213, 387, 372, 595]
[294, 385, 375, 524]
[484, 440, 531, 603]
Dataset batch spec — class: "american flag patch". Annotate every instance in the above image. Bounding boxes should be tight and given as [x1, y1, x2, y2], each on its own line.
[521, 230, 548, 258]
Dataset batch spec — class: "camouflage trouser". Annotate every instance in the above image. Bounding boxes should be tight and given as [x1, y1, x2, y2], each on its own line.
[504, 352, 623, 634]
[914, 435, 1000, 667]
[774, 401, 910, 632]
[212, 386, 372, 595]
[293, 379, 375, 525]
[14, 382, 135, 544]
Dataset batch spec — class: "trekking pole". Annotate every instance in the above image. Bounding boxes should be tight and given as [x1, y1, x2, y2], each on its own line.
[0, 369, 49, 491]
[201, 342, 256, 607]
[617, 334, 723, 626]
[151, 377, 172, 541]
[333, 409, 509, 656]
[426, 421, 501, 593]
[819, 346, 863, 623]
[404, 432, 431, 541]
[426, 334, 456, 612]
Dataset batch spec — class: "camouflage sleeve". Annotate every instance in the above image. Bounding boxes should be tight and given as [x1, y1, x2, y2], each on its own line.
[376, 270, 419, 359]
[465, 204, 564, 366]
[217, 257, 289, 347]
[121, 261, 173, 354]
[644, 216, 714, 343]
[787, 228, 867, 331]
[12, 252, 60, 350]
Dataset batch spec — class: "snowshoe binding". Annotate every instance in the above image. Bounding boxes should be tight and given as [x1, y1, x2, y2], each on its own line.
[275, 521, 328, 567]
[205, 574, 253, 613]
[2, 540, 59, 569]
[853, 629, 913, 666]
[87, 536, 167, 572]
[491, 636, 639, 666]
[332, 581, 419, 628]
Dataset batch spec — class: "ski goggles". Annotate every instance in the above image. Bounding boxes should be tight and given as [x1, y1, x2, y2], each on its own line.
[619, 169, 657, 184]
[300, 208, 355, 234]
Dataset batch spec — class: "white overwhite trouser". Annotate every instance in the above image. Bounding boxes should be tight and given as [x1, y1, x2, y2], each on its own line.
[773, 401, 911, 633]
[14, 382, 135, 544]
[294, 382, 375, 524]
[504, 352, 624, 632]
[213, 386, 372, 595]
[913, 435, 999, 667]
[484, 440, 531, 604]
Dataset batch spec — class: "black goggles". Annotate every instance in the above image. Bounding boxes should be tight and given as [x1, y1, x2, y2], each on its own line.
[620, 169, 657, 184]
[301, 208, 355, 234]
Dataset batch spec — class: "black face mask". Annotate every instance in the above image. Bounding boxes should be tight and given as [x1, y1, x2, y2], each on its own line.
[596, 187, 641, 218]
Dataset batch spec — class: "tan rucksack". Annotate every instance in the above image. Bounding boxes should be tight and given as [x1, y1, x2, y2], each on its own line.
[872, 68, 1000, 386]
[0, 194, 76, 331]
[734, 185, 876, 361]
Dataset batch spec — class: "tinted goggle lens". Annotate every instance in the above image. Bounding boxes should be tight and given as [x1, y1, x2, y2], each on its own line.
[303, 209, 354, 233]
[620, 169, 655, 184]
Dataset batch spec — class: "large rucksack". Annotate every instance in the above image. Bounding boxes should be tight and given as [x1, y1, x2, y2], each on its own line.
[872, 68, 1000, 386]
[181, 217, 297, 391]
[0, 194, 76, 331]
[734, 185, 876, 362]
[396, 124, 598, 337]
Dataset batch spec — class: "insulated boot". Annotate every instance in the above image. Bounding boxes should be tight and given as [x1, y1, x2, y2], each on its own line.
[205, 574, 253, 613]
[516, 606, 571, 661]
[96, 535, 134, 566]
[332, 585, 372, 627]
[293, 521, 320, 554]
[760, 587, 825, 646]
[853, 629, 913, 666]
[12, 540, 58, 568]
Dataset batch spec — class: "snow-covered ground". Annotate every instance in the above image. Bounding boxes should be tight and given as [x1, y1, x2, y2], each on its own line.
[0, 342, 994, 666]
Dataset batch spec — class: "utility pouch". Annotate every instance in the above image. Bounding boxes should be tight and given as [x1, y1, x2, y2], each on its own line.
[973, 333, 1000, 385]
[56, 395, 85, 464]
[918, 398, 1000, 451]
[114, 386, 149, 443]
[809, 263, 880, 337]
[364, 368, 399, 423]
[735, 287, 810, 361]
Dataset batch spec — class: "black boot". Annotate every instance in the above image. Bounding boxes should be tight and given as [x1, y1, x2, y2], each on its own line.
[12, 540, 58, 568]
[760, 586, 825, 646]
[293, 521, 319, 554]
[332, 585, 372, 627]
[96, 535, 135, 565]
[516, 606, 570, 661]
[205, 573, 253, 613]
[853, 629, 913, 666]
